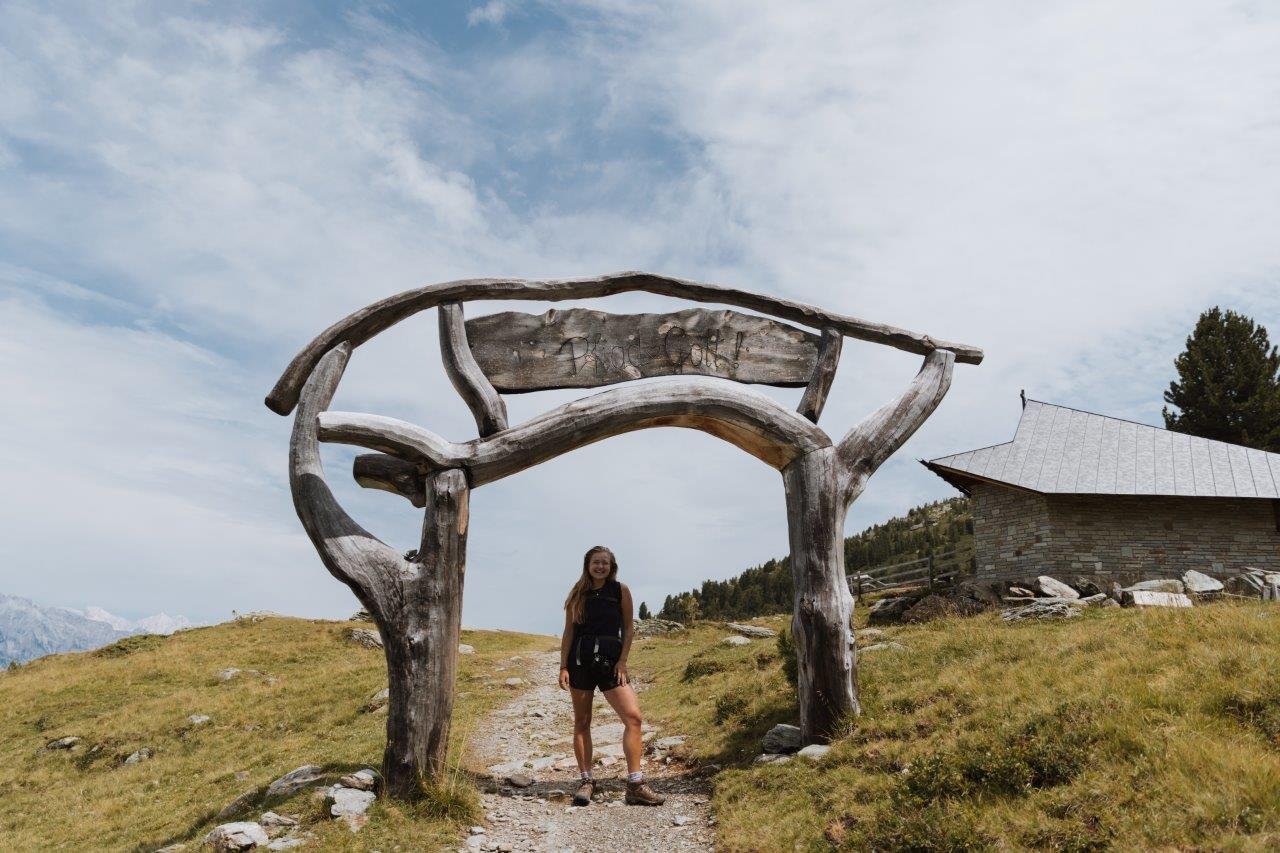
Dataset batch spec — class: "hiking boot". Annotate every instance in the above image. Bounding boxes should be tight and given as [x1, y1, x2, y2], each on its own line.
[625, 780, 665, 806]
[572, 778, 595, 806]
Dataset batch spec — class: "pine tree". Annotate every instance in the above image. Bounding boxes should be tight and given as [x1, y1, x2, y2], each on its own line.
[638, 601, 650, 620]
[1163, 307, 1280, 451]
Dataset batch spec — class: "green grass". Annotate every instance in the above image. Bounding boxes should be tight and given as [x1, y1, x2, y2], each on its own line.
[0, 616, 551, 851]
[627, 602, 1280, 851]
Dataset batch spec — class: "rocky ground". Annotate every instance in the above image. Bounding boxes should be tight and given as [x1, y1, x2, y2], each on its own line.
[459, 651, 715, 853]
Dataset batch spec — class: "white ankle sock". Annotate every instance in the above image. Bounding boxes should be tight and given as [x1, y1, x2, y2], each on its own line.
[627, 771, 643, 783]
[580, 771, 593, 781]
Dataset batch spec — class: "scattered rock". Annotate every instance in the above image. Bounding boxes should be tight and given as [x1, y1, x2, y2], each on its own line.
[265, 765, 325, 799]
[266, 840, 305, 851]
[900, 591, 988, 624]
[867, 594, 919, 625]
[347, 627, 383, 649]
[652, 736, 686, 751]
[1182, 570, 1224, 594]
[45, 735, 81, 750]
[1082, 593, 1119, 608]
[672, 815, 690, 826]
[797, 744, 831, 761]
[1073, 577, 1105, 597]
[858, 641, 907, 656]
[632, 618, 686, 637]
[1124, 579, 1185, 594]
[187, 714, 211, 727]
[854, 628, 886, 642]
[217, 668, 243, 682]
[458, 643, 476, 655]
[204, 822, 269, 851]
[503, 677, 526, 687]
[124, 747, 153, 764]
[1001, 600, 1081, 622]
[722, 635, 751, 646]
[470, 826, 486, 835]
[1121, 590, 1193, 609]
[350, 609, 372, 622]
[326, 785, 376, 831]
[339, 769, 379, 791]
[258, 812, 298, 828]
[726, 622, 777, 638]
[753, 753, 793, 765]
[505, 772, 534, 788]
[761, 723, 803, 755]
[1008, 586, 1036, 597]
[696, 763, 722, 777]
[1035, 576, 1079, 599]
[360, 687, 390, 714]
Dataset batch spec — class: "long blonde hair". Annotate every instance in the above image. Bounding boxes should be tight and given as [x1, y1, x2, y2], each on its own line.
[564, 545, 618, 624]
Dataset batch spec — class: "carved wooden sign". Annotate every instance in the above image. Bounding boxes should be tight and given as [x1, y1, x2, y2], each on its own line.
[465, 307, 821, 393]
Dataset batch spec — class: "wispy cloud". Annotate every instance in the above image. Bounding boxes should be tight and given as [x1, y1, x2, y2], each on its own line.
[0, 1, 1277, 631]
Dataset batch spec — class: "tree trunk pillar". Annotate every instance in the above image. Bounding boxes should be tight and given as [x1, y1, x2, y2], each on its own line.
[381, 467, 469, 799]
[782, 447, 859, 742]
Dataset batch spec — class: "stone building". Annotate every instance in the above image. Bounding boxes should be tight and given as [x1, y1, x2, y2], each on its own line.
[924, 397, 1280, 584]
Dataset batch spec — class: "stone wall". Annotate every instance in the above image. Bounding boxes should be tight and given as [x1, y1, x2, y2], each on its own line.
[971, 482, 1280, 582]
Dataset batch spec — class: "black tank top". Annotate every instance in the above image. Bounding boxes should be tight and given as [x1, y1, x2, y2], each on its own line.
[574, 579, 623, 639]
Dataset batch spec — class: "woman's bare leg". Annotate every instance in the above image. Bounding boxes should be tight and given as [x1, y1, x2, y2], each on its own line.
[570, 688, 595, 772]
[602, 683, 644, 774]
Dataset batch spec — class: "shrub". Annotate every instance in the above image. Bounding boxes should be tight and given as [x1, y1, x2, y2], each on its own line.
[713, 687, 751, 725]
[776, 628, 798, 688]
[681, 656, 727, 682]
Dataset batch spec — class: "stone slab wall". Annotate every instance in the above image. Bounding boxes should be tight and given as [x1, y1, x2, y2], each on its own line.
[971, 483, 1280, 582]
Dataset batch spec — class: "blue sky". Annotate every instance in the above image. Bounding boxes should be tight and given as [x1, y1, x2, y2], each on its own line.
[2, 1, 1278, 634]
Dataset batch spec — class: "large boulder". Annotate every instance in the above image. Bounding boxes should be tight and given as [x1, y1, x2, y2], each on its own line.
[867, 594, 920, 625]
[726, 622, 777, 638]
[633, 618, 686, 637]
[1182, 570, 1224, 595]
[346, 627, 383, 649]
[900, 592, 988, 624]
[761, 723, 803, 755]
[1121, 590, 1193, 609]
[722, 635, 751, 646]
[1035, 576, 1079, 599]
[326, 785, 376, 831]
[1124, 579, 1185, 594]
[1001, 600, 1081, 622]
[265, 765, 325, 799]
[205, 822, 269, 851]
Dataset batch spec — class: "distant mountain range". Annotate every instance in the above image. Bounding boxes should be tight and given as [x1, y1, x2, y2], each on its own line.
[0, 594, 192, 667]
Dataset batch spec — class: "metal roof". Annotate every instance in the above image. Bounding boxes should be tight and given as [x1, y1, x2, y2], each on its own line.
[925, 398, 1280, 499]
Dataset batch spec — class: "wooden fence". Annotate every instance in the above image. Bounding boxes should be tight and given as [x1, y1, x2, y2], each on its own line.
[848, 548, 975, 599]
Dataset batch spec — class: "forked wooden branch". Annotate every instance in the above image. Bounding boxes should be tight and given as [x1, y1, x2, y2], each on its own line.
[835, 349, 955, 504]
[438, 303, 508, 436]
[266, 272, 984, 415]
[289, 344, 407, 599]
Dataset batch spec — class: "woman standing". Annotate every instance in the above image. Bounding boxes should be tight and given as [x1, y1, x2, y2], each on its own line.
[558, 545, 665, 807]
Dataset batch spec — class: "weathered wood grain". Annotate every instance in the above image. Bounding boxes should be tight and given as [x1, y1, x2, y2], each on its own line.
[265, 272, 984, 414]
[797, 327, 843, 423]
[783, 447, 858, 741]
[438, 303, 508, 436]
[464, 307, 820, 392]
[318, 376, 831, 482]
[381, 468, 469, 798]
[353, 453, 425, 507]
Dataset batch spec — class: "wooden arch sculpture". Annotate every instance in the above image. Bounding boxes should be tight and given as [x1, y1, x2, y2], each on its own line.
[265, 272, 982, 799]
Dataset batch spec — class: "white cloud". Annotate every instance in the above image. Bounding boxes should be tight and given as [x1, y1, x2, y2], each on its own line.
[468, 1, 515, 28]
[1, 1, 1277, 633]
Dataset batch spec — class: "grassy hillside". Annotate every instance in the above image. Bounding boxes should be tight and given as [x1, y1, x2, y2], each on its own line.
[628, 601, 1280, 851]
[0, 616, 551, 851]
[659, 497, 972, 622]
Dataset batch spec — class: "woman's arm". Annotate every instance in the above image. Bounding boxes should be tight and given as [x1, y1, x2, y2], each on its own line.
[558, 609, 573, 690]
[617, 583, 635, 684]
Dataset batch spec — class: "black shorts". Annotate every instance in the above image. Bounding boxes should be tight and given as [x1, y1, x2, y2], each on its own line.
[568, 663, 619, 692]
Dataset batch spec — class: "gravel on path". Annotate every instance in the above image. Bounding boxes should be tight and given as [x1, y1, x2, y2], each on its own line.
[459, 650, 715, 852]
